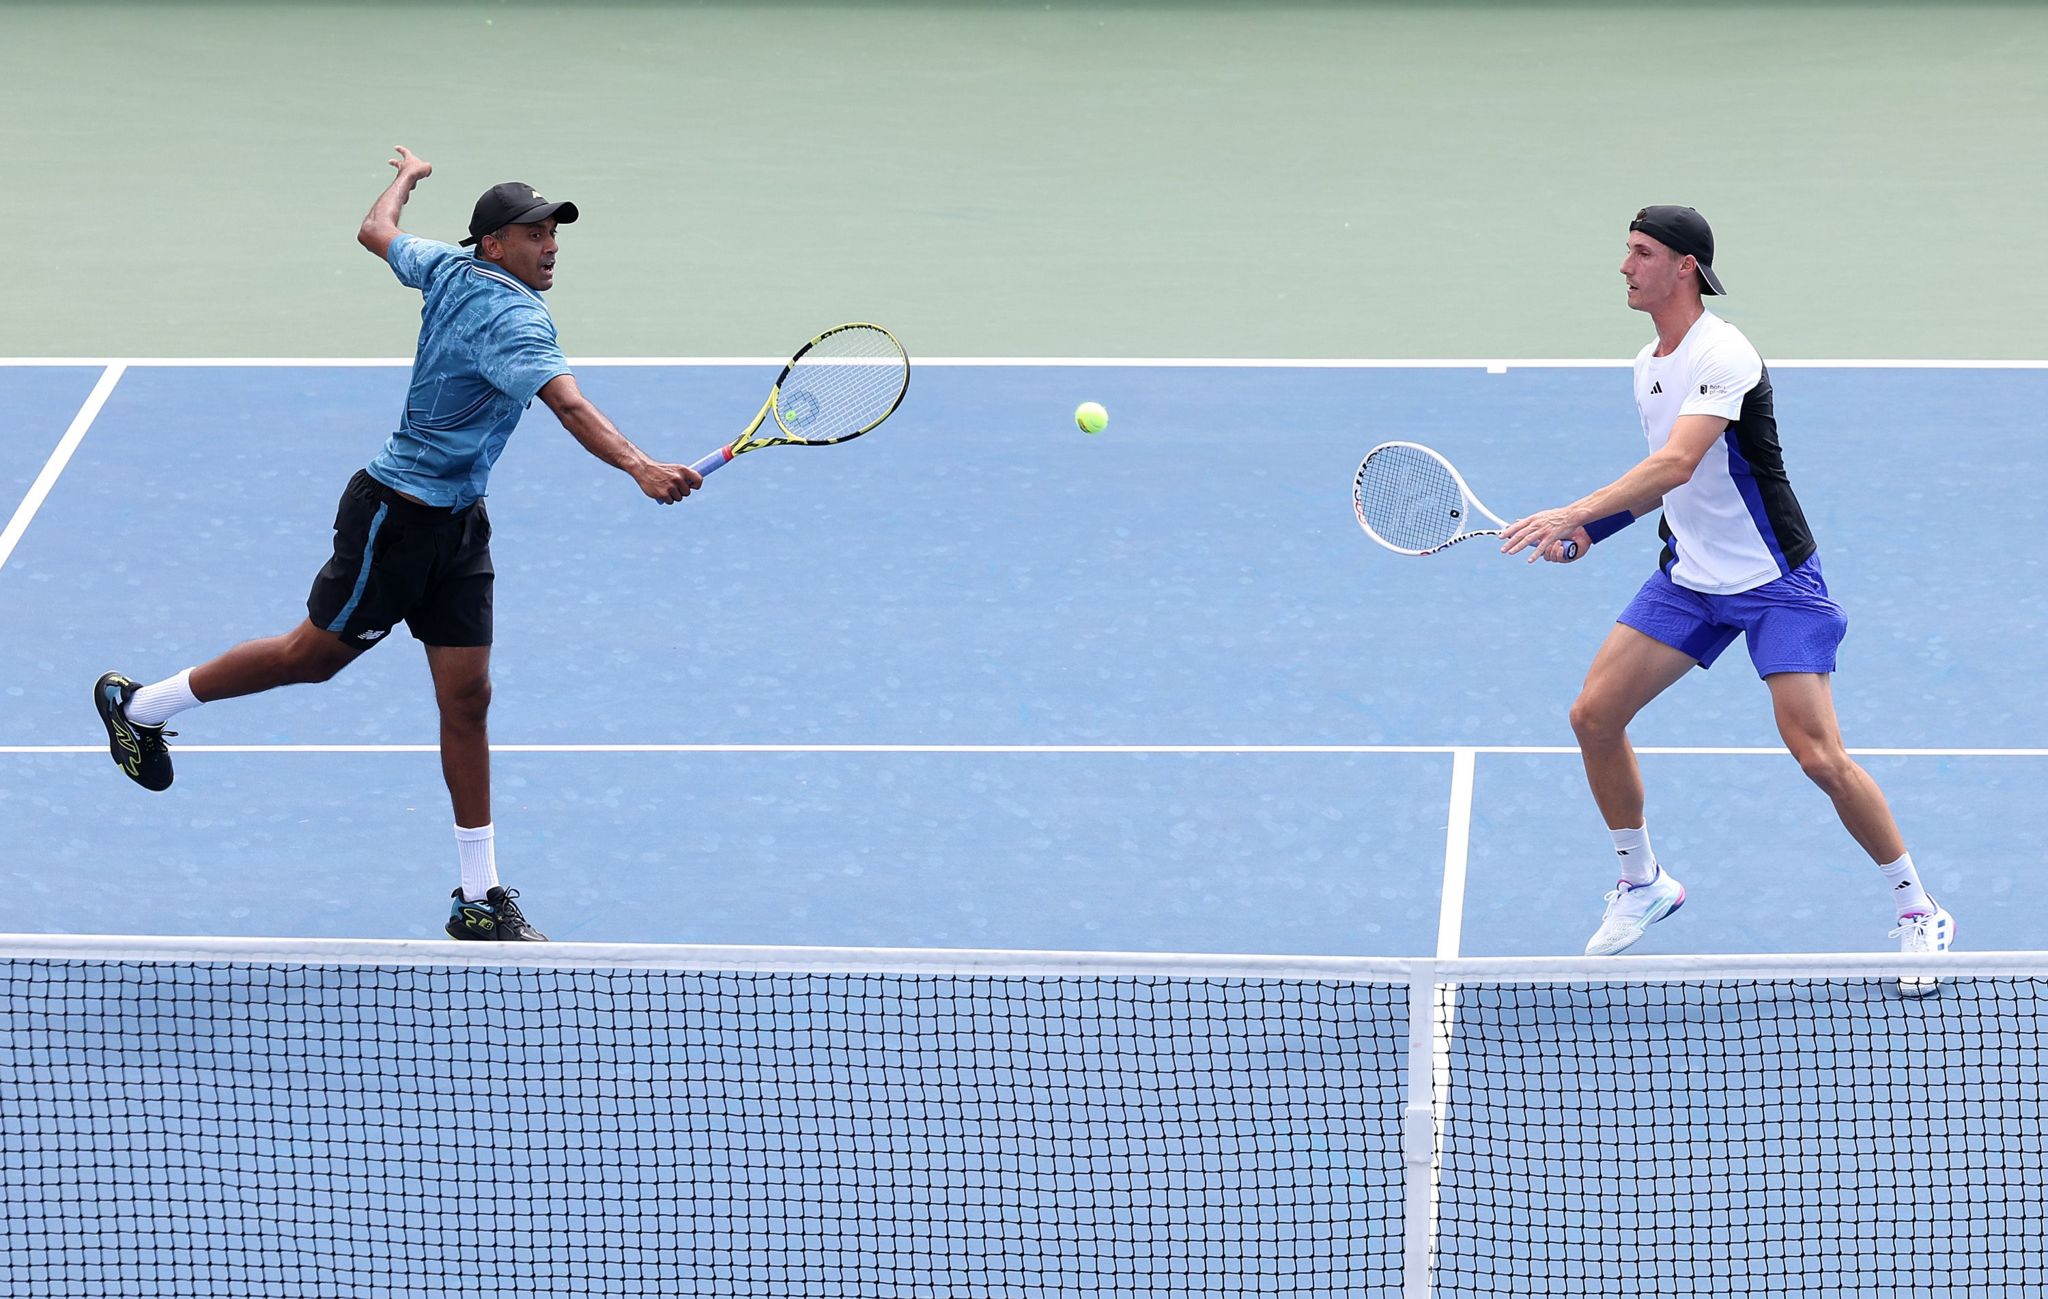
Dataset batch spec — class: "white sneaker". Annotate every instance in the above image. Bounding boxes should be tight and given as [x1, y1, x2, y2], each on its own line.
[1584, 867, 1687, 956]
[1891, 901, 1956, 998]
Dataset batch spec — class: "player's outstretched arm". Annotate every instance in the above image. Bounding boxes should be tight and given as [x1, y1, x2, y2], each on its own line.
[538, 375, 702, 504]
[357, 146, 433, 259]
[1499, 415, 1726, 562]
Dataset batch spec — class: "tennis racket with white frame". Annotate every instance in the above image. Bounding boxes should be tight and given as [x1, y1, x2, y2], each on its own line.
[690, 323, 909, 481]
[1352, 440, 1578, 559]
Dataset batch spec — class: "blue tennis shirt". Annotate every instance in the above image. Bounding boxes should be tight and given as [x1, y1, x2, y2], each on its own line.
[365, 235, 572, 509]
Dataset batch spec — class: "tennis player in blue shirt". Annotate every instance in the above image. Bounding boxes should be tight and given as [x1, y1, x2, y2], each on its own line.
[94, 146, 699, 941]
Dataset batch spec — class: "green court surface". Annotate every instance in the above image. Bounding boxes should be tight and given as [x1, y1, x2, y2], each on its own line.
[3, 0, 2042, 360]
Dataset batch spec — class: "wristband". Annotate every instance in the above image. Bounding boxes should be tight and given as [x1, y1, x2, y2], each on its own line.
[1583, 511, 1636, 545]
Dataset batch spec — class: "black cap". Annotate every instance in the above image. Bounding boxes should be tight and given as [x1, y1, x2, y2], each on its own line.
[1629, 205, 1725, 295]
[459, 182, 579, 248]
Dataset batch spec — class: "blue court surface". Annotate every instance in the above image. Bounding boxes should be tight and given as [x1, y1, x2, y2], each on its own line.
[2, 359, 2042, 956]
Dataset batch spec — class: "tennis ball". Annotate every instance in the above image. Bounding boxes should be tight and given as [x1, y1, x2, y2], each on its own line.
[1075, 401, 1109, 434]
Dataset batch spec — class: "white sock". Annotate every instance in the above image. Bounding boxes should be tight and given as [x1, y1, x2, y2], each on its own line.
[456, 823, 499, 902]
[1610, 825, 1658, 886]
[124, 668, 201, 728]
[1880, 852, 1932, 918]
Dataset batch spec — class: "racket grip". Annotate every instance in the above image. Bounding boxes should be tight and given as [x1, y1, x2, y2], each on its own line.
[1563, 540, 1581, 560]
[689, 447, 734, 478]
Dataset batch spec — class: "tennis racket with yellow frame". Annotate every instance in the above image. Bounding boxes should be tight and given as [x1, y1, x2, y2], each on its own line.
[690, 323, 909, 481]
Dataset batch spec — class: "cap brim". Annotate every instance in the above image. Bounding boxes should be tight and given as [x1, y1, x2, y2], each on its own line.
[459, 200, 579, 247]
[507, 199, 578, 228]
[1697, 261, 1726, 296]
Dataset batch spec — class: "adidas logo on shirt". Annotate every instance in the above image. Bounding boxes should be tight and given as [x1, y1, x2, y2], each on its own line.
[1650, 382, 1662, 394]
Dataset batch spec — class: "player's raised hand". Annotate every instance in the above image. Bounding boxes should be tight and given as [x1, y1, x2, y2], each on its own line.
[388, 145, 433, 180]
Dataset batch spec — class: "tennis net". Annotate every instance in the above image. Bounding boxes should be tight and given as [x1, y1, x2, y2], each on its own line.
[1, 936, 2041, 1297]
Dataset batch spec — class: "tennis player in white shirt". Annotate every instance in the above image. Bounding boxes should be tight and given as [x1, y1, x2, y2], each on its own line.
[1499, 206, 1954, 975]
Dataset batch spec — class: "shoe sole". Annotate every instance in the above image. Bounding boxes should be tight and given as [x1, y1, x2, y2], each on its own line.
[445, 910, 547, 942]
[1585, 885, 1686, 957]
[444, 924, 548, 942]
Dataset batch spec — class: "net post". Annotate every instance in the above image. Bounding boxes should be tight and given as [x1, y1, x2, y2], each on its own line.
[1400, 958, 1439, 1299]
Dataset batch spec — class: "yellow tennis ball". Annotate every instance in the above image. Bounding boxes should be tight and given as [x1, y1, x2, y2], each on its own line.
[1075, 401, 1109, 434]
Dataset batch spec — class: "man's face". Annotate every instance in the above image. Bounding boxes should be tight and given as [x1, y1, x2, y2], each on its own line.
[483, 219, 559, 291]
[1619, 231, 1693, 313]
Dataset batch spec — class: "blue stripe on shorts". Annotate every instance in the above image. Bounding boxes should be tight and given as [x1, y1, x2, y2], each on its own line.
[1617, 554, 1847, 677]
[324, 503, 390, 633]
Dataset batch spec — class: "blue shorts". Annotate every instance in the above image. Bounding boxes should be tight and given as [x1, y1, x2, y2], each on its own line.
[1618, 555, 1847, 677]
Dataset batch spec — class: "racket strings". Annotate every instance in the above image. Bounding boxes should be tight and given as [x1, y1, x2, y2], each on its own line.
[1355, 445, 1470, 551]
[775, 325, 909, 443]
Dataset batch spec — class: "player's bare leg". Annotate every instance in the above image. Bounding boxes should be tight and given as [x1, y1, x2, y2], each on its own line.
[427, 643, 543, 941]
[189, 619, 366, 700]
[1571, 624, 1697, 954]
[95, 621, 366, 792]
[1765, 671, 1905, 861]
[425, 643, 492, 829]
[1569, 624, 1698, 828]
[1768, 669, 1952, 987]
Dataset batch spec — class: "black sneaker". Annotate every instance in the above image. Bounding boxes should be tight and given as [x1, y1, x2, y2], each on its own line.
[93, 672, 175, 792]
[445, 886, 549, 941]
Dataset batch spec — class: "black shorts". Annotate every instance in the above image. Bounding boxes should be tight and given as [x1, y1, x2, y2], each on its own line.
[306, 470, 494, 648]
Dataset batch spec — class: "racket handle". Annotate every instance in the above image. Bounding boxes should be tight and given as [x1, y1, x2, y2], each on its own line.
[689, 446, 734, 478]
[1563, 540, 1581, 560]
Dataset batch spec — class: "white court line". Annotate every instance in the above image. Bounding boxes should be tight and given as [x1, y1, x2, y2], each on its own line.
[1423, 749, 1479, 1296]
[1400, 964, 1439, 1299]
[0, 356, 2043, 369]
[0, 364, 125, 575]
[1436, 748, 1477, 962]
[6, 742, 2046, 756]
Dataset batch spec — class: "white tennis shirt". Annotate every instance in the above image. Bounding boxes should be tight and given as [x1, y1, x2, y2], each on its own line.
[1632, 311, 1816, 594]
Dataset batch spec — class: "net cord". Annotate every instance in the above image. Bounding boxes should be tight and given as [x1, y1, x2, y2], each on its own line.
[0, 933, 2029, 982]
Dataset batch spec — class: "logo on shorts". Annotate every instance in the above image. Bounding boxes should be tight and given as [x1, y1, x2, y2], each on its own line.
[356, 628, 389, 643]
